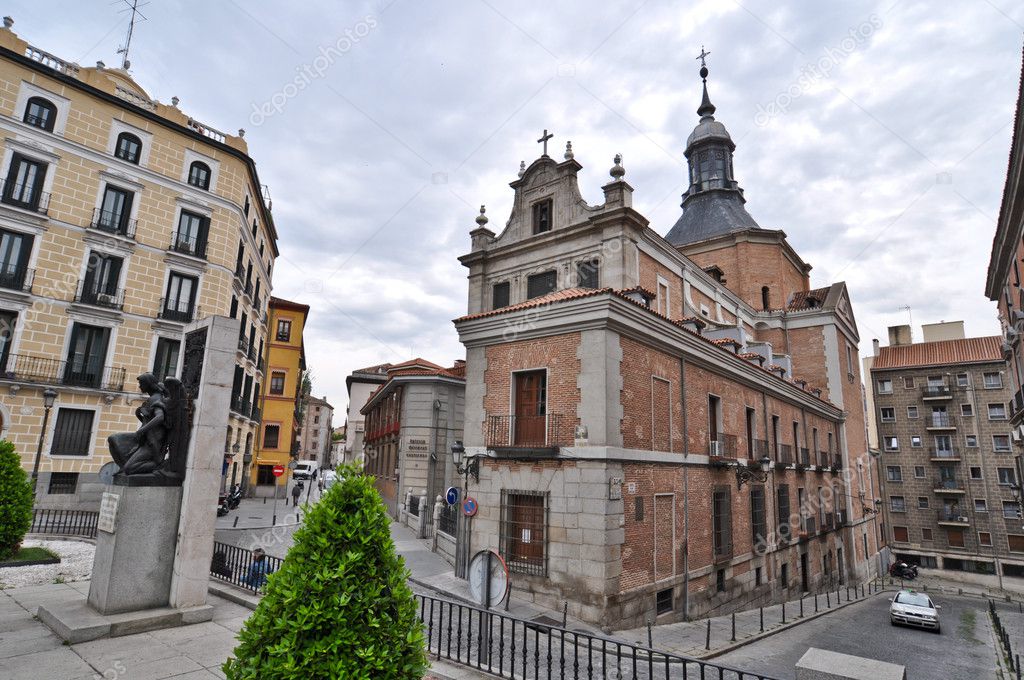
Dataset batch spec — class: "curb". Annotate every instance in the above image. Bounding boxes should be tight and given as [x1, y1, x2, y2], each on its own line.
[409, 576, 478, 607]
[699, 588, 884, 660]
[208, 581, 260, 611]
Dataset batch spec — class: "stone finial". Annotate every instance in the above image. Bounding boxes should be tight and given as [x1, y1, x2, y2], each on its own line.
[171, 96, 179, 107]
[475, 205, 488, 227]
[3, 16, 13, 29]
[610, 153, 625, 179]
[96, 60, 105, 69]
[564, 141, 574, 160]
[238, 128, 246, 138]
[518, 160, 526, 177]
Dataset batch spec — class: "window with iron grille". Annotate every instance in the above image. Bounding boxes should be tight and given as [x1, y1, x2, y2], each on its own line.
[750, 485, 766, 550]
[577, 259, 599, 289]
[712, 486, 732, 559]
[526, 270, 556, 300]
[492, 281, 510, 309]
[635, 496, 644, 522]
[500, 490, 547, 576]
[263, 424, 280, 449]
[438, 502, 458, 537]
[656, 588, 673, 615]
[47, 472, 78, 495]
[50, 408, 94, 456]
[776, 484, 791, 541]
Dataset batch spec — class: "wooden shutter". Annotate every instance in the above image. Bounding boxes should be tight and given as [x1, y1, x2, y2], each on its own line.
[51, 408, 94, 456]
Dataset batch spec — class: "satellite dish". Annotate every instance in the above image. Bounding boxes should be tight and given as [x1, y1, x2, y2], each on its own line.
[468, 549, 508, 608]
[98, 462, 119, 486]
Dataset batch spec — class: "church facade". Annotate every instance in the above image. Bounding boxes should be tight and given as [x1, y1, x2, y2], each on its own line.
[453, 64, 883, 627]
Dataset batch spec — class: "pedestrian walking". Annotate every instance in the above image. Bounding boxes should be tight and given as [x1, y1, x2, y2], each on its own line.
[291, 480, 303, 506]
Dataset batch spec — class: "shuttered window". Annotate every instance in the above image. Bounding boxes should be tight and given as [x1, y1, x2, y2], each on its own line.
[750, 485, 767, 551]
[50, 408, 94, 456]
[776, 484, 791, 542]
[712, 486, 732, 560]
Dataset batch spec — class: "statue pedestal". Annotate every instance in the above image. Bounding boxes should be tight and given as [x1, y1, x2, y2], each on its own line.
[88, 485, 182, 615]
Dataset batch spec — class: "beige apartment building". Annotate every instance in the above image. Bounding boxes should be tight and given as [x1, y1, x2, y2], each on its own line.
[870, 323, 1024, 585]
[0, 20, 277, 508]
[297, 394, 334, 468]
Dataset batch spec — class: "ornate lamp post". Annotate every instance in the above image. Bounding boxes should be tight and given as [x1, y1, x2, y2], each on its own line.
[450, 440, 478, 579]
[30, 388, 58, 495]
[734, 455, 772, 489]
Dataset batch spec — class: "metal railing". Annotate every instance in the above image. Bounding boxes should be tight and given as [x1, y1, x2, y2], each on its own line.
[0, 179, 50, 214]
[29, 509, 98, 538]
[485, 414, 570, 448]
[74, 281, 124, 310]
[415, 593, 783, 680]
[170, 234, 207, 259]
[799, 447, 811, 466]
[409, 495, 421, 517]
[752, 439, 769, 458]
[989, 600, 1022, 679]
[209, 540, 283, 593]
[250, 405, 261, 422]
[927, 413, 956, 428]
[0, 352, 126, 391]
[90, 207, 137, 238]
[231, 396, 252, 418]
[0, 263, 33, 292]
[238, 336, 250, 355]
[439, 502, 459, 537]
[937, 509, 968, 523]
[929, 448, 960, 459]
[158, 298, 199, 323]
[801, 516, 817, 536]
[934, 478, 964, 491]
[777, 443, 793, 465]
[922, 385, 952, 398]
[709, 433, 738, 458]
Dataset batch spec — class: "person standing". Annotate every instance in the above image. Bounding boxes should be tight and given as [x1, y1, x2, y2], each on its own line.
[291, 480, 303, 506]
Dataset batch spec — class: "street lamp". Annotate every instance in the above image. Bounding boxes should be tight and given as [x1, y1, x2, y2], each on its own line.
[734, 455, 772, 489]
[450, 440, 478, 482]
[30, 388, 58, 494]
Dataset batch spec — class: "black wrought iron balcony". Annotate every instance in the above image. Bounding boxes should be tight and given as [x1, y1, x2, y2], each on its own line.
[922, 385, 952, 399]
[0, 179, 50, 214]
[709, 433, 738, 458]
[778, 443, 794, 465]
[230, 395, 252, 417]
[929, 448, 961, 462]
[0, 263, 33, 292]
[801, 516, 817, 536]
[234, 262, 245, 279]
[937, 509, 969, 525]
[256, 356, 265, 373]
[799, 447, 811, 466]
[484, 413, 570, 449]
[752, 439, 770, 458]
[926, 413, 956, 429]
[246, 344, 257, 363]
[170, 234, 207, 259]
[90, 208, 137, 239]
[250, 405, 261, 422]
[0, 352, 125, 391]
[158, 298, 199, 323]
[244, 279, 253, 297]
[74, 281, 124, 311]
[934, 477, 965, 493]
[237, 336, 250, 354]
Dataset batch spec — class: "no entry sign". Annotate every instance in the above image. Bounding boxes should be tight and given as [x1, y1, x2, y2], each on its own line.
[272, 464, 285, 477]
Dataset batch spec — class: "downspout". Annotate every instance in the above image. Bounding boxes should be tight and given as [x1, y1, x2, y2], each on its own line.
[679, 355, 690, 620]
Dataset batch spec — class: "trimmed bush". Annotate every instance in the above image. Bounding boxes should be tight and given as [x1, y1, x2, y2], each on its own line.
[0, 440, 33, 561]
[223, 465, 427, 679]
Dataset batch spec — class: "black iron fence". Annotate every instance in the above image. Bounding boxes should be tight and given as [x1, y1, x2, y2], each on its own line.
[415, 593, 784, 680]
[409, 494, 421, 517]
[0, 352, 126, 391]
[989, 600, 1022, 679]
[438, 502, 459, 537]
[210, 540, 284, 593]
[158, 297, 199, 323]
[74, 280, 125, 310]
[0, 179, 50, 214]
[29, 508, 98, 538]
[170, 234, 207, 259]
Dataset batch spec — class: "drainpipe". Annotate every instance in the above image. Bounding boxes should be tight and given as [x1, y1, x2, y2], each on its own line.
[679, 355, 690, 620]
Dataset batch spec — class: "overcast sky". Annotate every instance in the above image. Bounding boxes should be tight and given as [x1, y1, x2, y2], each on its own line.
[13, 1, 1024, 420]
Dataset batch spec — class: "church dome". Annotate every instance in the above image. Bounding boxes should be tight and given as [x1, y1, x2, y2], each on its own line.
[686, 118, 733, 150]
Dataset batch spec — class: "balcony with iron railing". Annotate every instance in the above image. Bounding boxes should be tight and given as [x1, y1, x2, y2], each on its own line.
[0, 263, 34, 293]
[170, 234, 207, 259]
[247, 345, 257, 363]
[0, 179, 50, 214]
[158, 298, 199, 324]
[817, 450, 831, 467]
[926, 413, 957, 430]
[800, 516, 817, 538]
[777, 443, 794, 465]
[484, 414, 570, 451]
[929, 447, 961, 462]
[230, 395, 252, 419]
[709, 433, 738, 458]
[237, 336, 250, 356]
[752, 438, 770, 458]
[1011, 385, 1024, 423]
[937, 509, 969, 525]
[90, 208, 137, 239]
[799, 447, 811, 466]
[250, 405, 261, 422]
[256, 356, 265, 373]
[0, 353, 125, 391]
[934, 477, 965, 494]
[922, 384, 953, 400]
[73, 281, 124, 311]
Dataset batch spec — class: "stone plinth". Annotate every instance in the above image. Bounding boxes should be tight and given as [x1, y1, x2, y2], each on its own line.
[87, 485, 182, 614]
[795, 648, 906, 680]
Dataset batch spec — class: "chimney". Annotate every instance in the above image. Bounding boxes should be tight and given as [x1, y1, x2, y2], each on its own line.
[872, 339, 880, 356]
[887, 325, 912, 347]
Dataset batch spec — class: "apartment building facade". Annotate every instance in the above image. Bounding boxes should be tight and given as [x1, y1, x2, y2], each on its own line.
[0, 21, 276, 508]
[249, 297, 307, 494]
[297, 394, 333, 468]
[343, 362, 390, 465]
[451, 65, 882, 627]
[871, 327, 1024, 582]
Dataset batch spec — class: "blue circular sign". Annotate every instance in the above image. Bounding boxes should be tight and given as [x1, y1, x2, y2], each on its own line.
[462, 496, 478, 517]
[446, 486, 460, 506]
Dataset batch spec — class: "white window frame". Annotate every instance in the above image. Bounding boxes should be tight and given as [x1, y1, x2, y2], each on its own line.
[877, 378, 893, 394]
[15, 81, 71, 135]
[45, 404, 100, 460]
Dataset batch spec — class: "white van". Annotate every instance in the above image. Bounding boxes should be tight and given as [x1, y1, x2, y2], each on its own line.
[293, 460, 319, 480]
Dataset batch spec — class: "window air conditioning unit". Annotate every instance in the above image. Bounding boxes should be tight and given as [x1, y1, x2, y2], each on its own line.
[1013, 430, 1022, 443]
[957, 516, 969, 523]
[709, 440, 722, 457]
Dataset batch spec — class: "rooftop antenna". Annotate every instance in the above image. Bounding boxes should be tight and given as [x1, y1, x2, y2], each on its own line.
[902, 305, 913, 342]
[115, 0, 148, 70]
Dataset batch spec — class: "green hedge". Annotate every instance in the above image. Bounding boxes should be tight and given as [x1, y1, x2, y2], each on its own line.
[224, 465, 427, 679]
[0, 440, 33, 561]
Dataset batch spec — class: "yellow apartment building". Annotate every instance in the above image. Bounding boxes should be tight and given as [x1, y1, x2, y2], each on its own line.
[250, 297, 307, 494]
[0, 19, 277, 508]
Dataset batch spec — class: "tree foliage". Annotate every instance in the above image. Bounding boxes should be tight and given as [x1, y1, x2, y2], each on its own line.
[0, 440, 33, 561]
[223, 465, 427, 679]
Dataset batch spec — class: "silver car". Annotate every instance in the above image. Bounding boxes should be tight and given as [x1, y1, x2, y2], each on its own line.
[889, 589, 941, 633]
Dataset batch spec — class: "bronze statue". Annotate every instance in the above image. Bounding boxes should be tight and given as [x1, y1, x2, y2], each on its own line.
[108, 372, 190, 484]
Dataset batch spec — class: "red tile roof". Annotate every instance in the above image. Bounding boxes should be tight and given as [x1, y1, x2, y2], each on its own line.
[874, 336, 1003, 370]
[455, 287, 611, 321]
[788, 287, 830, 311]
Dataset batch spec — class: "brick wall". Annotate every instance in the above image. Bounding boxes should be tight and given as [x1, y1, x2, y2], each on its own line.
[483, 333, 582, 429]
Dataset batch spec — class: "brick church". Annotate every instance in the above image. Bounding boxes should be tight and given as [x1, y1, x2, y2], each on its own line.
[453, 60, 884, 628]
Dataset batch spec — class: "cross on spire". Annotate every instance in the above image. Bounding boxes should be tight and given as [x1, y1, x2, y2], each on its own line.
[537, 129, 554, 157]
[696, 46, 711, 69]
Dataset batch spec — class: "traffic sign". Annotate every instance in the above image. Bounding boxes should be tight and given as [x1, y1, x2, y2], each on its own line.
[462, 496, 478, 517]
[445, 486, 460, 506]
[468, 550, 508, 608]
[272, 464, 285, 477]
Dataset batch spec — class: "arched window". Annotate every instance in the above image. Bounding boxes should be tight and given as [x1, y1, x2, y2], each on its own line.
[761, 286, 771, 311]
[24, 96, 57, 132]
[114, 132, 142, 164]
[187, 161, 211, 190]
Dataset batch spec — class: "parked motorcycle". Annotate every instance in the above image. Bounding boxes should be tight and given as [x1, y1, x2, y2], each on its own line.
[216, 499, 229, 517]
[225, 484, 242, 510]
[889, 561, 918, 580]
